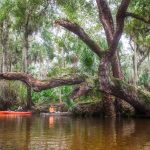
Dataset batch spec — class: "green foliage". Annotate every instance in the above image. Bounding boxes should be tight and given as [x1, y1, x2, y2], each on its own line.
[80, 48, 97, 75]
[56, 0, 93, 21]
[63, 98, 75, 110]
[41, 29, 55, 60]
[126, 0, 150, 47]
[0, 0, 13, 21]
[32, 86, 73, 106]
[75, 88, 102, 104]
[0, 81, 27, 109]
[12, 0, 49, 33]
[139, 69, 150, 86]
[32, 89, 55, 104]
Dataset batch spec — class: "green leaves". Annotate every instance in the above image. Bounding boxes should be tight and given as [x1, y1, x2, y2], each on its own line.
[80, 48, 95, 73]
[0, 0, 13, 21]
[56, 0, 96, 24]
[32, 86, 73, 105]
[12, 0, 49, 34]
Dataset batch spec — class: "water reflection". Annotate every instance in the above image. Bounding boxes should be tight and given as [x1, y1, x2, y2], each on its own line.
[0, 116, 150, 150]
[49, 116, 54, 128]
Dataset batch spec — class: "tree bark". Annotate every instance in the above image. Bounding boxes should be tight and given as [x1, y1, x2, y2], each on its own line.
[111, 52, 125, 116]
[70, 83, 92, 100]
[99, 56, 116, 117]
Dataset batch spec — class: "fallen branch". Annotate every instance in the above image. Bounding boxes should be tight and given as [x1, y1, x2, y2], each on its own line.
[0, 72, 85, 92]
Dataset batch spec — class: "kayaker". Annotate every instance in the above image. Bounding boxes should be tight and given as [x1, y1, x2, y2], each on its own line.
[17, 106, 23, 111]
[49, 105, 55, 113]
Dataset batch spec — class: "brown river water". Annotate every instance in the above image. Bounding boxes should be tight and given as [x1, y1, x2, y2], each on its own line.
[0, 115, 150, 150]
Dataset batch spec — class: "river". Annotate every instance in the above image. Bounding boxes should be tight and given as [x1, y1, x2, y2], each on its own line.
[0, 115, 150, 150]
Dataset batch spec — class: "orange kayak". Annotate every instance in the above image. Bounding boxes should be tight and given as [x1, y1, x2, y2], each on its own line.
[0, 111, 32, 115]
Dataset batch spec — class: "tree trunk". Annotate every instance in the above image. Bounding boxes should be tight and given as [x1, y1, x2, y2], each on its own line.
[27, 86, 32, 109]
[23, 33, 32, 109]
[0, 43, 2, 73]
[99, 55, 116, 117]
[22, 35, 29, 73]
[111, 51, 125, 117]
[59, 89, 62, 103]
[98, 53, 148, 116]
[1, 20, 9, 73]
[133, 44, 138, 87]
[2, 49, 8, 73]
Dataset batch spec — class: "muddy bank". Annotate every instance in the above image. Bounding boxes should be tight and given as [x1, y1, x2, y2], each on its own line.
[71, 102, 103, 116]
[71, 101, 135, 117]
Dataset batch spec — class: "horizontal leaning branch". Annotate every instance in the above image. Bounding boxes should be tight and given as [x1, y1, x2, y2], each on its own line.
[55, 19, 105, 58]
[0, 72, 85, 92]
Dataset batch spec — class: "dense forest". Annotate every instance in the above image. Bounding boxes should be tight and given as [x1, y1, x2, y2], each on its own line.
[0, 0, 150, 117]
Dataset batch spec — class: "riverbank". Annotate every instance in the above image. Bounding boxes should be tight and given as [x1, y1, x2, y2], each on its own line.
[30, 101, 135, 117]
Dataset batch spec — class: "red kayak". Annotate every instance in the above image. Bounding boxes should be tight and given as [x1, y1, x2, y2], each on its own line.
[0, 111, 32, 115]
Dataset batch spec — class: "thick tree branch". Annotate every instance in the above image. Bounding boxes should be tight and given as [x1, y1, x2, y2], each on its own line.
[98, 76, 150, 114]
[55, 19, 104, 58]
[125, 12, 150, 24]
[110, 78, 150, 114]
[0, 72, 85, 92]
[108, 0, 130, 57]
[70, 83, 92, 100]
[96, 0, 124, 81]
[96, 0, 114, 43]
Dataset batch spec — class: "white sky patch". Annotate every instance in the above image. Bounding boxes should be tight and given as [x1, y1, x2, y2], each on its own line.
[34, 32, 44, 44]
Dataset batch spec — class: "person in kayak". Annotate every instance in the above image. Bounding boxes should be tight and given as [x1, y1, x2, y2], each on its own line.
[49, 105, 55, 113]
[17, 106, 23, 112]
